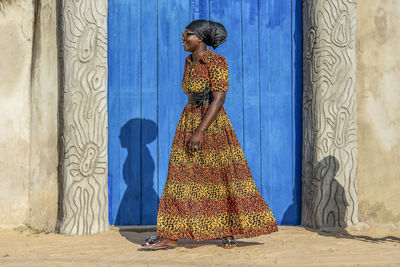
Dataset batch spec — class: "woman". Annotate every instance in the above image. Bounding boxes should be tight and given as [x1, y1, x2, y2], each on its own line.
[142, 19, 278, 249]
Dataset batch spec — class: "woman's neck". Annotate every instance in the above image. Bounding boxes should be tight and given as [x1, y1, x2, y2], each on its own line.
[191, 48, 207, 63]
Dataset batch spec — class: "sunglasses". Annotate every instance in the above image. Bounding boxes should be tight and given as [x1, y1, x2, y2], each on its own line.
[182, 31, 196, 40]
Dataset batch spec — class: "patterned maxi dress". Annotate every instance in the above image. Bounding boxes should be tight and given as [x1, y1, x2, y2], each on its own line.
[156, 48, 278, 241]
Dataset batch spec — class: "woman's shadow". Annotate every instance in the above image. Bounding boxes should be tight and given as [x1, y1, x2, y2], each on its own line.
[115, 118, 159, 225]
[117, 118, 263, 248]
[298, 155, 400, 244]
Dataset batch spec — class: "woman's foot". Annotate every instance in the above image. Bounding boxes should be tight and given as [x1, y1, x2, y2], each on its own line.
[141, 236, 177, 250]
[222, 236, 237, 249]
[153, 238, 178, 248]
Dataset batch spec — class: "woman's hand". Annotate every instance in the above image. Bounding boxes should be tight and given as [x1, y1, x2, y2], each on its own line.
[187, 91, 226, 153]
[188, 129, 204, 153]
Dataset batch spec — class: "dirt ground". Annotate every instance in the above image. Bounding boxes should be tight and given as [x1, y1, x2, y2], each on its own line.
[0, 225, 399, 267]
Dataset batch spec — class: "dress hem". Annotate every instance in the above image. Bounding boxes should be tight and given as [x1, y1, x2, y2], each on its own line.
[156, 223, 279, 242]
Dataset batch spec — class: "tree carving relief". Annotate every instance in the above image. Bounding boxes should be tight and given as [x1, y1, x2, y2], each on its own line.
[57, 0, 108, 235]
[302, 0, 359, 228]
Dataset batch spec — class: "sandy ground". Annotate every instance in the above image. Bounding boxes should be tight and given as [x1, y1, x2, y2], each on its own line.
[0, 225, 399, 267]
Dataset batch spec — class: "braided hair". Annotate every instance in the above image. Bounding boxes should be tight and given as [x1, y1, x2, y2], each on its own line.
[186, 19, 227, 49]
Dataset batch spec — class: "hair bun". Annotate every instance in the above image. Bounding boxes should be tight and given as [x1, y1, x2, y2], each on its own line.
[208, 21, 227, 49]
[186, 19, 227, 49]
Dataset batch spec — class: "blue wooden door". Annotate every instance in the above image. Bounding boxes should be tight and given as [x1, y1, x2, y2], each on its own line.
[108, 0, 302, 225]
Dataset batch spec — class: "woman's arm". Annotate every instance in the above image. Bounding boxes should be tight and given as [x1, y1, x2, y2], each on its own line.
[187, 91, 226, 152]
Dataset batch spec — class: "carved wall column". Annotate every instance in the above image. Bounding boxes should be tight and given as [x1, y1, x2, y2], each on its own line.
[56, 0, 109, 235]
[302, 0, 359, 228]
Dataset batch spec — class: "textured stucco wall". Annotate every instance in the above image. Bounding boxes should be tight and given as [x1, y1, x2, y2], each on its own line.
[56, 0, 109, 235]
[301, 0, 358, 228]
[357, 0, 400, 228]
[0, 0, 58, 231]
[302, 0, 358, 229]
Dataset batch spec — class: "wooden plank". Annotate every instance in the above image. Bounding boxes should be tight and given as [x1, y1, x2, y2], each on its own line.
[107, 0, 119, 226]
[259, 0, 293, 225]
[141, 0, 159, 225]
[190, 0, 199, 20]
[199, 0, 210, 19]
[210, 0, 244, 147]
[157, 0, 191, 201]
[289, 0, 303, 225]
[259, 0, 271, 207]
[108, 0, 142, 225]
[108, 0, 121, 225]
[241, 0, 262, 191]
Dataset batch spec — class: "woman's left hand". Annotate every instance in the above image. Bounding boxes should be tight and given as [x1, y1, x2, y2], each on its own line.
[188, 130, 204, 153]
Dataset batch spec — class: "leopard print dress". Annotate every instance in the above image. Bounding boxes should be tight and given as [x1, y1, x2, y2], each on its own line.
[156, 48, 278, 241]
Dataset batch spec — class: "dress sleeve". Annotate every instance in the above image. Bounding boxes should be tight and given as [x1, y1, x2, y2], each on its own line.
[209, 55, 229, 92]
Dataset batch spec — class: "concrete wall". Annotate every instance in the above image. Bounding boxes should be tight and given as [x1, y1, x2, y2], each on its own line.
[0, 0, 58, 231]
[357, 0, 400, 229]
[0, 0, 33, 229]
[29, 0, 58, 232]
[1, 0, 399, 232]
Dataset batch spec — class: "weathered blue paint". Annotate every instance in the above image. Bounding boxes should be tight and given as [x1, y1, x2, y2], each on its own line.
[108, 0, 302, 225]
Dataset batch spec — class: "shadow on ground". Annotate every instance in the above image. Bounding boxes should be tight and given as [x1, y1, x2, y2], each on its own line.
[301, 226, 400, 244]
[118, 230, 264, 249]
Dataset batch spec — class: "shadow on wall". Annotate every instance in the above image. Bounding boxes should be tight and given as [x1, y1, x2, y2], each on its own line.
[281, 186, 299, 225]
[302, 155, 351, 228]
[307, 155, 400, 243]
[316, 155, 347, 228]
[115, 118, 158, 225]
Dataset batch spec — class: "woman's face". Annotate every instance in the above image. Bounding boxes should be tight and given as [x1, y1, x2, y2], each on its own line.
[182, 28, 201, 52]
